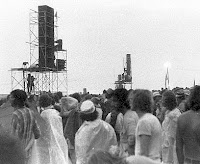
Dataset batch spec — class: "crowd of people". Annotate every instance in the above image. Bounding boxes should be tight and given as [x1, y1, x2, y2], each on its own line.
[0, 85, 200, 164]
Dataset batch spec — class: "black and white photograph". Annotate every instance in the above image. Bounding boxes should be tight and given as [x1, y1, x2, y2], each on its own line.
[0, 0, 200, 163]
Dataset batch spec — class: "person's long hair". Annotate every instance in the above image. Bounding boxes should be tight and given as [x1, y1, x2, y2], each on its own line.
[162, 90, 177, 111]
[39, 94, 52, 108]
[188, 85, 200, 111]
[130, 89, 153, 113]
[10, 89, 27, 108]
[112, 88, 130, 111]
[110, 88, 129, 142]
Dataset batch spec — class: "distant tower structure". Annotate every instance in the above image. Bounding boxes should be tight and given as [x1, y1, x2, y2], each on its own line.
[125, 54, 132, 83]
[165, 68, 170, 89]
[83, 88, 87, 94]
[115, 54, 132, 89]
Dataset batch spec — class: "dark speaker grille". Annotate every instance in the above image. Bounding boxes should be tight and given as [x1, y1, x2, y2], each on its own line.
[38, 5, 55, 70]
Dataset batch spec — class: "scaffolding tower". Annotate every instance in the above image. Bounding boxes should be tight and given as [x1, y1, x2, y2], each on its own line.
[11, 7, 68, 95]
[115, 54, 132, 89]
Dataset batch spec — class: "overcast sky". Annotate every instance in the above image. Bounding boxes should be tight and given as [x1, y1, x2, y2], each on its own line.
[1, 0, 200, 94]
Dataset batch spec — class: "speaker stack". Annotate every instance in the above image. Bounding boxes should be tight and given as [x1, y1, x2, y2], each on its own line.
[38, 5, 55, 70]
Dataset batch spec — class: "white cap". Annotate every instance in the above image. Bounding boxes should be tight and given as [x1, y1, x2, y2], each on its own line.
[80, 100, 95, 114]
[153, 91, 161, 98]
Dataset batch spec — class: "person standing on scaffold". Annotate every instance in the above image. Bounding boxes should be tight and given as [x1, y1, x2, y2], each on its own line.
[27, 74, 35, 94]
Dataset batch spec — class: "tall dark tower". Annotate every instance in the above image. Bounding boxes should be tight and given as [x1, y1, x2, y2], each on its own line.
[115, 54, 132, 89]
[38, 5, 55, 70]
[125, 54, 132, 82]
[126, 54, 131, 76]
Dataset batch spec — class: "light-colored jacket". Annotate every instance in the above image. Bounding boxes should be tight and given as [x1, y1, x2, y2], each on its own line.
[162, 108, 181, 164]
[75, 119, 117, 164]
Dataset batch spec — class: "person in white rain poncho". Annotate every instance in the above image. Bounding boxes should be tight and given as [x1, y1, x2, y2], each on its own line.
[161, 90, 181, 164]
[29, 94, 71, 164]
[75, 100, 117, 164]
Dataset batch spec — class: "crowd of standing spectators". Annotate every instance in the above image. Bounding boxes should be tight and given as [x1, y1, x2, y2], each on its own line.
[0, 85, 199, 164]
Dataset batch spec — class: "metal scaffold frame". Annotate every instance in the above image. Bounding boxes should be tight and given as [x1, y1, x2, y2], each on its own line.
[11, 7, 68, 95]
[114, 54, 132, 89]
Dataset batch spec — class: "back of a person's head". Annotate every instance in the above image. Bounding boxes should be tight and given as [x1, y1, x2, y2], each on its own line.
[0, 130, 25, 164]
[56, 91, 63, 100]
[106, 88, 114, 99]
[39, 94, 52, 108]
[10, 89, 27, 108]
[112, 88, 128, 101]
[112, 88, 130, 109]
[52, 93, 60, 104]
[27, 94, 35, 103]
[70, 92, 81, 103]
[84, 94, 93, 101]
[152, 91, 161, 101]
[60, 96, 78, 111]
[80, 100, 98, 121]
[189, 85, 200, 111]
[130, 89, 153, 113]
[162, 90, 177, 111]
[91, 97, 100, 106]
